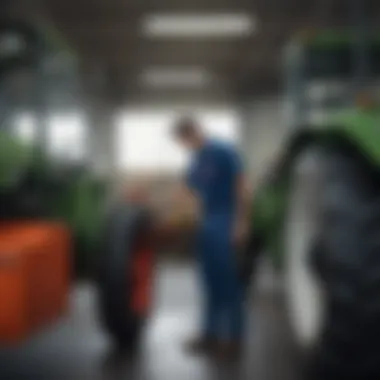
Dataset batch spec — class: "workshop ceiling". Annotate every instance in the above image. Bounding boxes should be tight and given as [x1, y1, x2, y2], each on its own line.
[41, 0, 380, 103]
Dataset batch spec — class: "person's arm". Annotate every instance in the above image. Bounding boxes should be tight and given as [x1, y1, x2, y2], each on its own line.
[236, 173, 251, 221]
[234, 173, 251, 245]
[225, 147, 251, 245]
[172, 166, 197, 206]
[171, 182, 196, 210]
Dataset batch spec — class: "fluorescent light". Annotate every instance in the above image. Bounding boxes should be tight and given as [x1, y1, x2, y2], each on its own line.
[142, 13, 255, 38]
[141, 67, 211, 88]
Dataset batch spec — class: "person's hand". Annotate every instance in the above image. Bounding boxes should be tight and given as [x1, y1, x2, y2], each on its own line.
[125, 185, 150, 204]
[233, 218, 248, 247]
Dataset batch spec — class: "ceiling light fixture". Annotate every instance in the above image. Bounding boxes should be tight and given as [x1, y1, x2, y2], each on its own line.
[142, 13, 255, 39]
[141, 67, 212, 88]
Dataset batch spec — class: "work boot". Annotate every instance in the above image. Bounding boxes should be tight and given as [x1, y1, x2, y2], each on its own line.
[184, 336, 216, 355]
[215, 341, 243, 361]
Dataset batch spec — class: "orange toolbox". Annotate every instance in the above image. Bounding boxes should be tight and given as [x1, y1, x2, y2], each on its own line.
[0, 222, 71, 344]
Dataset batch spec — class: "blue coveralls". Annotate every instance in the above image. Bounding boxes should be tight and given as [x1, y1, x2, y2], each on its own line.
[186, 140, 244, 341]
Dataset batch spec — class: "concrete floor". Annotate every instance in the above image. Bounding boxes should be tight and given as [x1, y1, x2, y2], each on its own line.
[0, 261, 301, 380]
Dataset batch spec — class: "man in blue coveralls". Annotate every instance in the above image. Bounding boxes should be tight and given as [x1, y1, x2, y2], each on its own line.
[172, 116, 249, 360]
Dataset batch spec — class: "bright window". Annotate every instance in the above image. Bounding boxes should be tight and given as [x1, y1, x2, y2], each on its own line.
[115, 108, 240, 173]
[12, 112, 36, 143]
[195, 110, 240, 143]
[47, 112, 87, 162]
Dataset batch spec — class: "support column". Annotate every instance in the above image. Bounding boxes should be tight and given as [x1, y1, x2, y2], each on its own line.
[351, 0, 371, 95]
[0, 76, 14, 130]
[238, 96, 288, 184]
[238, 99, 256, 183]
[32, 54, 54, 150]
[34, 68, 49, 148]
[86, 98, 117, 180]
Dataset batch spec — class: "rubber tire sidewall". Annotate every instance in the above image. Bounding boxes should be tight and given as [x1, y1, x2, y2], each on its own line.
[286, 147, 380, 379]
[98, 203, 152, 351]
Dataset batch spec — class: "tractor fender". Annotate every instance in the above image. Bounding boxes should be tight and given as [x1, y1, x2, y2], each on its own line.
[251, 110, 380, 270]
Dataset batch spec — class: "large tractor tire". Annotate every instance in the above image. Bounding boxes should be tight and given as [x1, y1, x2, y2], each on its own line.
[98, 203, 155, 352]
[285, 146, 380, 379]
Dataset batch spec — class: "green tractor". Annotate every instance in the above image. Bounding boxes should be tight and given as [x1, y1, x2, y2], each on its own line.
[251, 31, 380, 378]
[0, 117, 156, 351]
[0, 19, 155, 352]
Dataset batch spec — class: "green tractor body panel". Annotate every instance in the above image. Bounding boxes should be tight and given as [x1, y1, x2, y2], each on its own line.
[252, 109, 380, 269]
[0, 130, 107, 274]
[68, 176, 106, 250]
[295, 30, 380, 47]
[0, 131, 33, 188]
[252, 182, 288, 270]
[54, 175, 106, 274]
[330, 110, 380, 164]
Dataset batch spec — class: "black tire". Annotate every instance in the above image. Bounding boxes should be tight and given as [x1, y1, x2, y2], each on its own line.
[287, 147, 380, 379]
[97, 203, 155, 352]
[240, 231, 265, 293]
